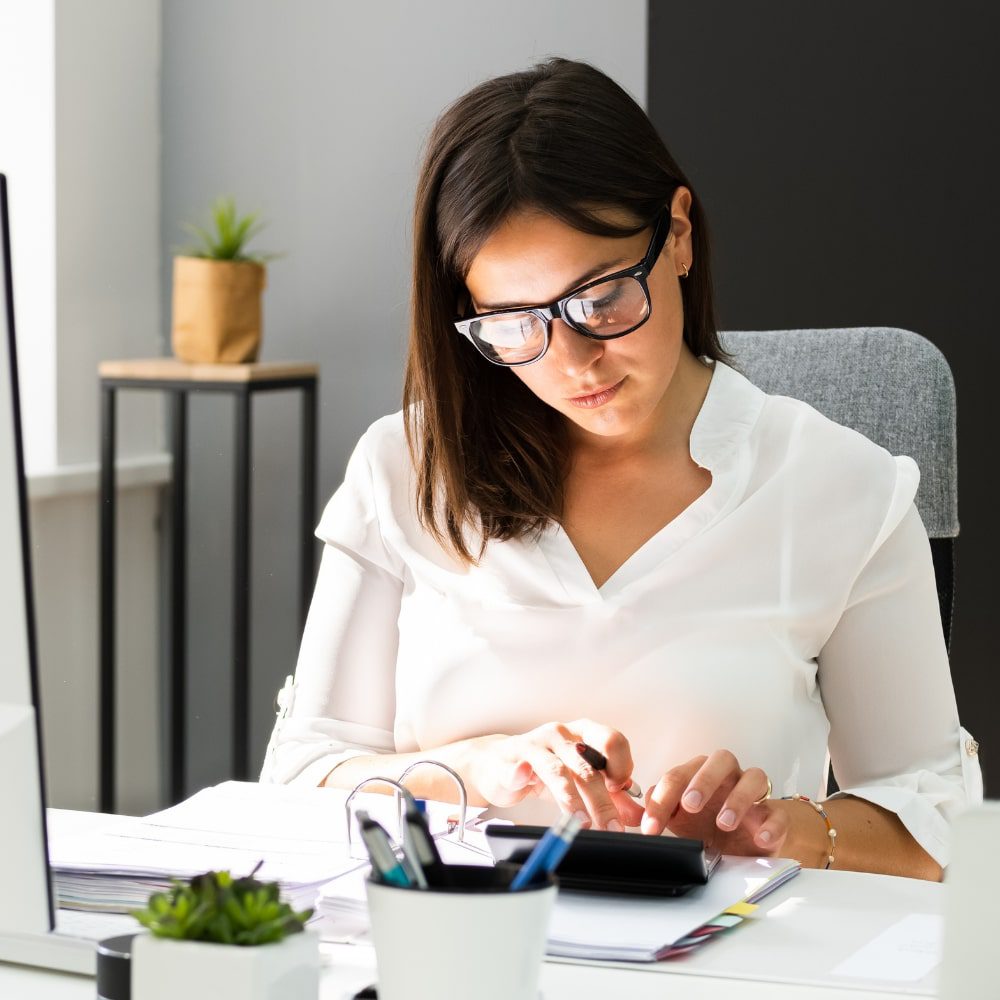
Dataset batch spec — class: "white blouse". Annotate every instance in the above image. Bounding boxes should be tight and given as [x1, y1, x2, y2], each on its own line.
[260, 360, 983, 866]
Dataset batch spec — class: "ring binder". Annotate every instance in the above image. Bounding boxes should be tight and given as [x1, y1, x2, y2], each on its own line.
[397, 760, 469, 845]
[345, 778, 417, 860]
[345, 760, 476, 859]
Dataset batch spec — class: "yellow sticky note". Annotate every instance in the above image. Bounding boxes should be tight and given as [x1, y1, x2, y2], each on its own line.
[723, 902, 759, 917]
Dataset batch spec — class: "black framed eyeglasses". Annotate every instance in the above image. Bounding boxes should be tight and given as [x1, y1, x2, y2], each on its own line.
[454, 208, 672, 367]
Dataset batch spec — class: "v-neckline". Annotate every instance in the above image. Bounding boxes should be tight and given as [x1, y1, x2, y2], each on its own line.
[535, 361, 762, 603]
[542, 476, 722, 599]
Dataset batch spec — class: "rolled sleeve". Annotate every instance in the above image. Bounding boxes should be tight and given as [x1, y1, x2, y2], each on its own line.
[830, 725, 984, 866]
[819, 457, 983, 867]
[259, 431, 403, 786]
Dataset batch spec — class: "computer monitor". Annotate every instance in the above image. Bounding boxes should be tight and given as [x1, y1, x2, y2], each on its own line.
[0, 171, 53, 935]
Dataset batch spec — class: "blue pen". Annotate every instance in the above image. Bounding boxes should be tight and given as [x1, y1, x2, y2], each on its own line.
[509, 812, 584, 891]
[356, 810, 412, 888]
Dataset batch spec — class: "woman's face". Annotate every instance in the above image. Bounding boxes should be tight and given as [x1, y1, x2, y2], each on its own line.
[463, 189, 695, 449]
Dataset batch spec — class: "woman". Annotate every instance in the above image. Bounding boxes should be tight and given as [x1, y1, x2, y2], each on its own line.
[261, 58, 981, 879]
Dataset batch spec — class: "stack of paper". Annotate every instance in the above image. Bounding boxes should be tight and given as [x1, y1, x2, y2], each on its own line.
[48, 780, 475, 914]
[50, 833, 355, 913]
[546, 855, 800, 961]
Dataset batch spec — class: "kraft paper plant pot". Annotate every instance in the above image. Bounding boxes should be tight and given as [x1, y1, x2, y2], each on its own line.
[131, 930, 319, 1000]
[171, 256, 266, 363]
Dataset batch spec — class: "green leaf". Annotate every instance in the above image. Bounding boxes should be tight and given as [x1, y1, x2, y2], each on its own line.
[177, 197, 275, 262]
[224, 895, 251, 930]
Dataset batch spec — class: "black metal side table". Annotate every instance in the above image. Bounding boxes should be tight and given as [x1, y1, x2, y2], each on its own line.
[98, 358, 319, 812]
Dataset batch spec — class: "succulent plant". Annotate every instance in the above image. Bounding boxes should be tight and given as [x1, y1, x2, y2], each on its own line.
[131, 869, 313, 946]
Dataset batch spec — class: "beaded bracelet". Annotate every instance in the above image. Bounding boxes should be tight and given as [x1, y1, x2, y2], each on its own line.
[783, 794, 837, 870]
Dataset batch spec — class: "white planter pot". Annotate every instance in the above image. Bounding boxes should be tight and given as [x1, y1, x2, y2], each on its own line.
[131, 930, 319, 1000]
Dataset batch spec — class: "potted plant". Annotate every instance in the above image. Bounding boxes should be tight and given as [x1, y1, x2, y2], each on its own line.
[130, 869, 319, 1000]
[171, 197, 275, 364]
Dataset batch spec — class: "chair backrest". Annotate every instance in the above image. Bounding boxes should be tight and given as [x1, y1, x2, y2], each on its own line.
[718, 327, 958, 650]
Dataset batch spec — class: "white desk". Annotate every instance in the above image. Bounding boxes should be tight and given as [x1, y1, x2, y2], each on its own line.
[0, 938, 937, 1000]
[0, 811, 943, 999]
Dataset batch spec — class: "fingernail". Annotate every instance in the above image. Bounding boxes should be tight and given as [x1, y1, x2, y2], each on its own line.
[718, 809, 736, 828]
[682, 789, 703, 809]
[758, 829, 773, 844]
[607, 819, 623, 832]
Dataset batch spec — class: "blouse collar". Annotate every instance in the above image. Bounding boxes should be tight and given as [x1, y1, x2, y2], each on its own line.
[688, 359, 766, 471]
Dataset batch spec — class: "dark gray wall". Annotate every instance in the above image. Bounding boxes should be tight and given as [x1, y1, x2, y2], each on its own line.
[649, 2, 998, 793]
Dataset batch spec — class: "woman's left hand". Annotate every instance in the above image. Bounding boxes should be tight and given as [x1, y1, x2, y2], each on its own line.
[640, 750, 787, 855]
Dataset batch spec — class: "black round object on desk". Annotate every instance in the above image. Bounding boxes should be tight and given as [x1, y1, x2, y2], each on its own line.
[96, 933, 136, 1000]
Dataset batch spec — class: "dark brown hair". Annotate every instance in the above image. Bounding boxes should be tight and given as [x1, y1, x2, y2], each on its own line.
[404, 57, 730, 563]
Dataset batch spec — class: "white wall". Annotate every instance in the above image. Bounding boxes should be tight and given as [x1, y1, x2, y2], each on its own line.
[1, 0, 167, 813]
[54, 0, 163, 465]
[0, 0, 56, 472]
[0, 0, 163, 472]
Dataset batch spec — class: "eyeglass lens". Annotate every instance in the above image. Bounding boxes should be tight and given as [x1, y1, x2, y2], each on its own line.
[470, 274, 650, 365]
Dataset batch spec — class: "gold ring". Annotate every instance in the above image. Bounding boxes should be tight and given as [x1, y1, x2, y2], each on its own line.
[752, 776, 772, 806]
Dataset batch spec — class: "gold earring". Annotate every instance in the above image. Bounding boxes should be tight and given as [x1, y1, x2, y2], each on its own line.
[680, 262, 690, 278]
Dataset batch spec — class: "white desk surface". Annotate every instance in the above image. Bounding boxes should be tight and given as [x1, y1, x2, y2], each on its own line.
[0, 941, 938, 1000]
[0, 809, 942, 999]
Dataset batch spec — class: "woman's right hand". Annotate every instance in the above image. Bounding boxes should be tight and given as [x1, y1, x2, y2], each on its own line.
[461, 720, 644, 831]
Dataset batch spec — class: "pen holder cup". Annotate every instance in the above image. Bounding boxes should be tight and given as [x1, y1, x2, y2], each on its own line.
[366, 863, 556, 1000]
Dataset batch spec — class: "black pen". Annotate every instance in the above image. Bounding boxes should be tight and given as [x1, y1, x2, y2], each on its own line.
[400, 805, 429, 889]
[402, 798, 449, 887]
[576, 742, 643, 798]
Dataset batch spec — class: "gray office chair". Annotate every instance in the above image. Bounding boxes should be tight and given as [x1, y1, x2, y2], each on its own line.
[718, 327, 958, 653]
